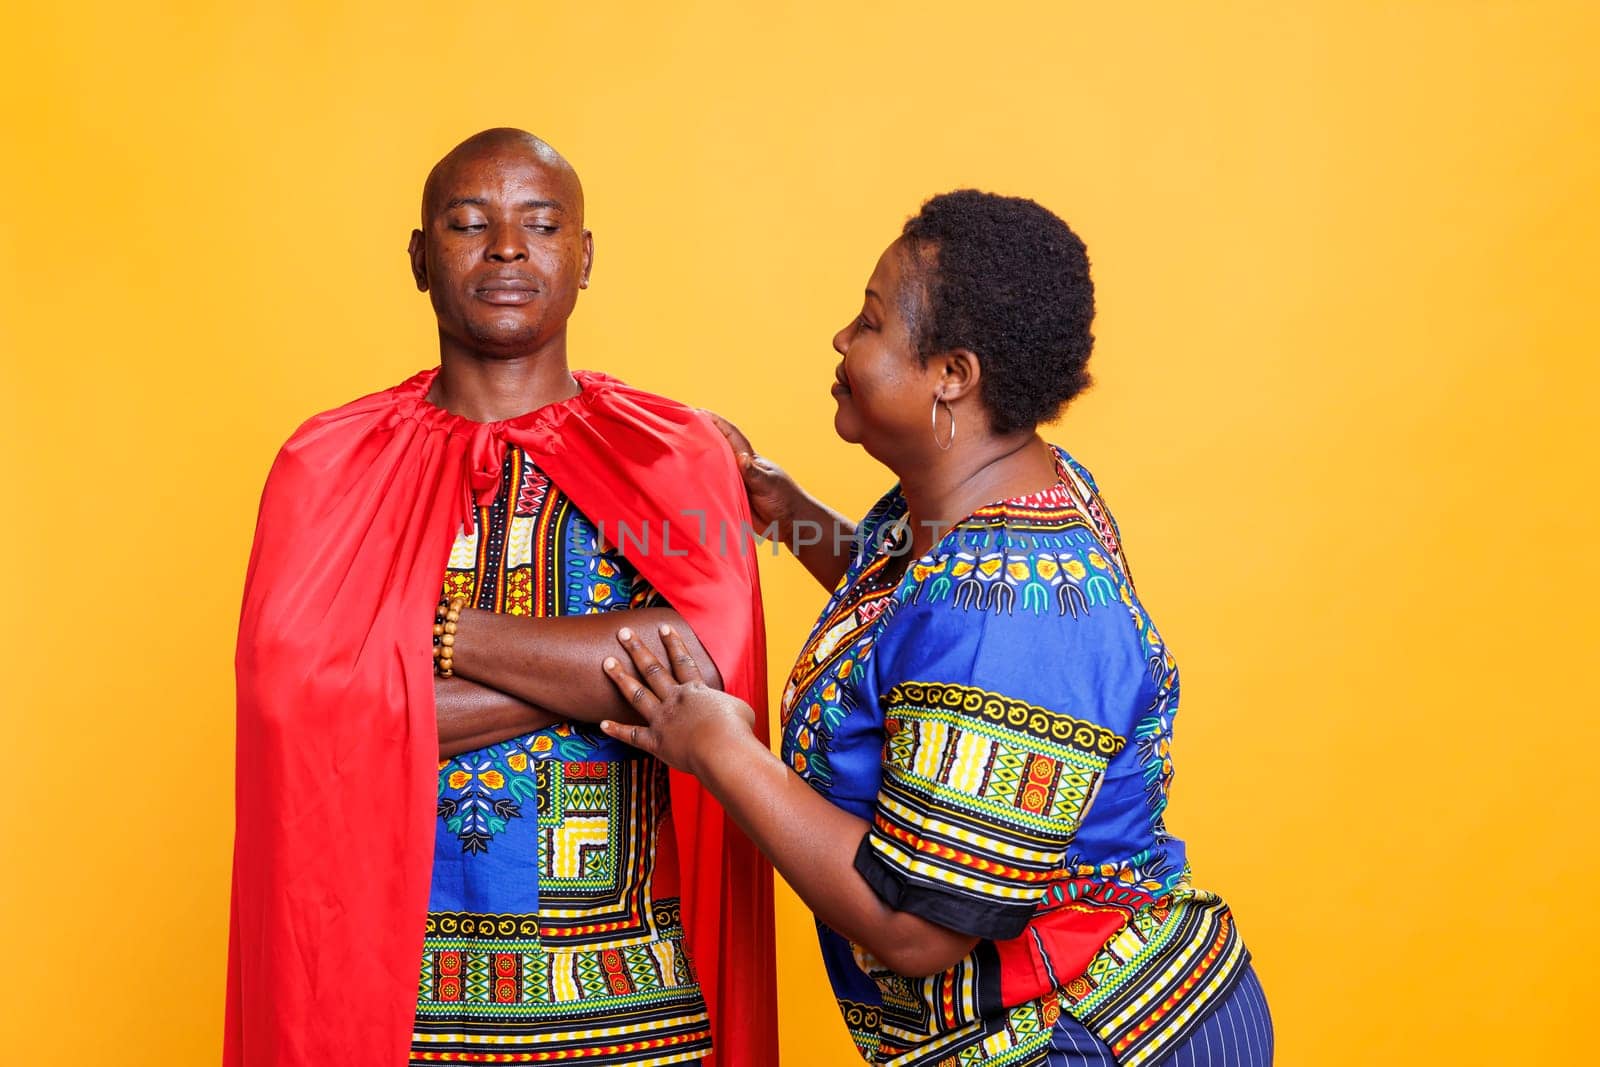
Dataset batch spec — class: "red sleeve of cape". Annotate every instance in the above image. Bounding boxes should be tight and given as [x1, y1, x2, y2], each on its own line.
[226, 369, 776, 1067]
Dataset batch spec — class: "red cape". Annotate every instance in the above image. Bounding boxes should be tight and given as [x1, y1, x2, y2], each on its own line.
[226, 369, 776, 1066]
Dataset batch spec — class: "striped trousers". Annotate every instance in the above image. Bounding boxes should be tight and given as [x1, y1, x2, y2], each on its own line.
[1048, 963, 1273, 1066]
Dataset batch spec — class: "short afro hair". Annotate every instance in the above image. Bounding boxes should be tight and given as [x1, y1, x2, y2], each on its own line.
[900, 190, 1095, 435]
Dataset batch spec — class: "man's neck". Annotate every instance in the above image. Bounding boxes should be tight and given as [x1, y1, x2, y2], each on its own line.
[429, 339, 581, 423]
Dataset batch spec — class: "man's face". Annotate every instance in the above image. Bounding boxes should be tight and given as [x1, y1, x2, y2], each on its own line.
[409, 150, 593, 358]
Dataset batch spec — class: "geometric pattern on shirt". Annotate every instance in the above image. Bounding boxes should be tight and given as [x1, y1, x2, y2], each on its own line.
[791, 448, 1250, 1067]
[849, 942, 983, 1064]
[895, 476, 1185, 855]
[435, 446, 666, 855]
[901, 529, 1126, 622]
[1059, 892, 1246, 1067]
[415, 446, 705, 1067]
[442, 446, 663, 622]
[435, 726, 603, 855]
[534, 756, 668, 949]
[865, 681, 1125, 907]
[782, 465, 1137, 799]
[1048, 455, 1183, 845]
[837, 998, 884, 1062]
[778, 549, 899, 788]
[414, 895, 709, 1063]
[898, 461, 1132, 617]
[417, 758, 710, 1066]
[850, 942, 1063, 1067]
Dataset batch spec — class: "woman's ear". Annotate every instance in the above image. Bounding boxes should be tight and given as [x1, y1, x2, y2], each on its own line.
[936, 348, 981, 403]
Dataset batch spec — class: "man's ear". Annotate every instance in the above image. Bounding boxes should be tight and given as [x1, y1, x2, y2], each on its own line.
[408, 230, 428, 292]
[936, 348, 981, 403]
[579, 229, 594, 289]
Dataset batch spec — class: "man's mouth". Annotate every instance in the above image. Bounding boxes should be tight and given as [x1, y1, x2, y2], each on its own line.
[475, 277, 541, 305]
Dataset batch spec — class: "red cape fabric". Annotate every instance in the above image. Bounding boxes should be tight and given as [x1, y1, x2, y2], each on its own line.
[226, 369, 776, 1067]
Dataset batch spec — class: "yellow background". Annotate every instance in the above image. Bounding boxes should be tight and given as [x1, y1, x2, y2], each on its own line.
[3, 3, 1596, 1063]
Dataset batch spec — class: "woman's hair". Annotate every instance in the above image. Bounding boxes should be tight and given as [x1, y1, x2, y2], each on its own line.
[900, 190, 1095, 435]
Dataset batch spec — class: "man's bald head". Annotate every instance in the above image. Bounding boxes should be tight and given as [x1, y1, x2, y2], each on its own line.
[409, 128, 594, 362]
[421, 128, 584, 228]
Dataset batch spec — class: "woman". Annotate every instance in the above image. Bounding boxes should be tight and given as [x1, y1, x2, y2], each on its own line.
[600, 191, 1273, 1065]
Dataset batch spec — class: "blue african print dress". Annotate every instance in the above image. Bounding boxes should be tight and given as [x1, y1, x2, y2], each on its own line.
[781, 446, 1263, 1067]
[411, 446, 711, 1066]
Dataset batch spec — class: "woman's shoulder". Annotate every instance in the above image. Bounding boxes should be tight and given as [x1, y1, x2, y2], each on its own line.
[935, 446, 1120, 561]
[872, 449, 1170, 733]
[890, 444, 1147, 636]
[1048, 444, 1130, 568]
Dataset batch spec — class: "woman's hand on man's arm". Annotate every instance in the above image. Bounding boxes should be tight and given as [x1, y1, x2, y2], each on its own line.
[598, 624, 980, 977]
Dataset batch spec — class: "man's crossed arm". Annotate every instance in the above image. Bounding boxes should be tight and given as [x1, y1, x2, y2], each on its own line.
[436, 607, 723, 758]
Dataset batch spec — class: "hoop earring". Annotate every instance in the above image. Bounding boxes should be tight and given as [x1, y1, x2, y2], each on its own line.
[931, 394, 956, 451]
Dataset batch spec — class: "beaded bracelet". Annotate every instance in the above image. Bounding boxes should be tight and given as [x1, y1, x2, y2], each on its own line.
[433, 596, 467, 677]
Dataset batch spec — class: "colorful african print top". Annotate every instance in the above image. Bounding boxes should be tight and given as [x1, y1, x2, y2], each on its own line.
[412, 445, 710, 1066]
[781, 446, 1249, 1067]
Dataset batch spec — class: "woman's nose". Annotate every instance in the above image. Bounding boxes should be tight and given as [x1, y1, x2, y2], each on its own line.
[832, 322, 852, 355]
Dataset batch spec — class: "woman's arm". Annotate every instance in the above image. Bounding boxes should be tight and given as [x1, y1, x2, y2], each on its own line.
[436, 676, 560, 758]
[448, 608, 723, 726]
[779, 488, 857, 594]
[601, 625, 978, 977]
[709, 413, 856, 593]
[694, 723, 977, 977]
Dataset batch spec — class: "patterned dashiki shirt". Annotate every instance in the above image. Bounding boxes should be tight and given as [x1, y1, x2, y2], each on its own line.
[412, 446, 710, 1066]
[781, 446, 1249, 1067]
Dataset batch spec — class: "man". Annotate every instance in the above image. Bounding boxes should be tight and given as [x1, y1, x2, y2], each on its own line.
[226, 129, 775, 1067]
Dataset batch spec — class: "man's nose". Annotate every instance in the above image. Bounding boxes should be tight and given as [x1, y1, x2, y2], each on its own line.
[486, 221, 528, 262]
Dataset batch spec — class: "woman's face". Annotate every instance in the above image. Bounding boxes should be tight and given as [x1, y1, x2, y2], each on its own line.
[831, 239, 945, 463]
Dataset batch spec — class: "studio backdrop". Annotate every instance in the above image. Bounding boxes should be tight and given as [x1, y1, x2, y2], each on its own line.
[3, 3, 1597, 1064]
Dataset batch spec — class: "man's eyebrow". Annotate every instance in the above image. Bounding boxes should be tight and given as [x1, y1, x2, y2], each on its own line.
[865, 288, 884, 303]
[443, 197, 565, 211]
